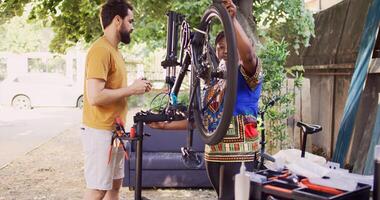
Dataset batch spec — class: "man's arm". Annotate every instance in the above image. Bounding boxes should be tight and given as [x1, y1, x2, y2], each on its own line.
[223, 0, 258, 76]
[86, 78, 151, 106]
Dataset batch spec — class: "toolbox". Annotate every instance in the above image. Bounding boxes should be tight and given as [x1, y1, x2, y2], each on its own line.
[250, 169, 371, 200]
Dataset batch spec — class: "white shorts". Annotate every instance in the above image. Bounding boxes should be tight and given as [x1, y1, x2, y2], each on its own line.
[81, 125, 125, 190]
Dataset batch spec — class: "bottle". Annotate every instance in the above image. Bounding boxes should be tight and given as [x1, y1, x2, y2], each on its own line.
[235, 162, 250, 200]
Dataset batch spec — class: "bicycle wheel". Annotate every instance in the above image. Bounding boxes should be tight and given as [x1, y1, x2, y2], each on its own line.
[190, 3, 238, 145]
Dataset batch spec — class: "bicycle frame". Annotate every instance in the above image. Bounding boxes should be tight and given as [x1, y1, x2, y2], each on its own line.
[161, 12, 195, 102]
[159, 11, 204, 147]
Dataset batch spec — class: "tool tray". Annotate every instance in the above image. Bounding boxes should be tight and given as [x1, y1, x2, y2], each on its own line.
[292, 183, 370, 200]
[250, 169, 371, 200]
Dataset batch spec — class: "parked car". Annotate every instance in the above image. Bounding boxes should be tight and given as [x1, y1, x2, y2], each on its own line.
[0, 73, 83, 109]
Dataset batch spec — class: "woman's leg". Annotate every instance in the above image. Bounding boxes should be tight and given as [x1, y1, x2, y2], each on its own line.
[207, 161, 255, 200]
[206, 161, 221, 197]
[218, 162, 239, 200]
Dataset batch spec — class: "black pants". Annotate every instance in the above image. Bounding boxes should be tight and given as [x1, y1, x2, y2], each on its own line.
[206, 161, 254, 200]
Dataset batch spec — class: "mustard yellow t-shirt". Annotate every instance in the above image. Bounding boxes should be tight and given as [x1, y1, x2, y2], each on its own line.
[82, 36, 128, 130]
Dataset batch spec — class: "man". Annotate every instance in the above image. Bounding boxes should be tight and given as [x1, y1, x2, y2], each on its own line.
[81, 0, 152, 199]
[149, 0, 262, 199]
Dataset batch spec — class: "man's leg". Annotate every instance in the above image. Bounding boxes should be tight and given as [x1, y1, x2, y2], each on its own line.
[104, 145, 125, 200]
[84, 189, 107, 200]
[103, 178, 123, 200]
[81, 126, 115, 199]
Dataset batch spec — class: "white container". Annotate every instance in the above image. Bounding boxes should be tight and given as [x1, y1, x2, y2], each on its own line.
[235, 162, 250, 200]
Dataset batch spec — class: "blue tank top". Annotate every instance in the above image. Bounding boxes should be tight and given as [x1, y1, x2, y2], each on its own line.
[204, 66, 262, 132]
[233, 67, 262, 117]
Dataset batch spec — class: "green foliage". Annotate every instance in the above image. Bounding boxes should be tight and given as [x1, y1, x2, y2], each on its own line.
[259, 38, 305, 152]
[133, 0, 209, 49]
[286, 65, 304, 88]
[260, 39, 289, 94]
[253, 0, 314, 53]
[0, 0, 31, 23]
[251, 0, 312, 153]
[28, 0, 103, 53]
[0, 0, 314, 54]
[0, 0, 209, 53]
[0, 13, 53, 53]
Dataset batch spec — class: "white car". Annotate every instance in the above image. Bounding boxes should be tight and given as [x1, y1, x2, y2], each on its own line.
[0, 73, 83, 109]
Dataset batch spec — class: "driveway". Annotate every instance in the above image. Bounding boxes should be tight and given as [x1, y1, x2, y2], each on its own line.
[0, 107, 82, 168]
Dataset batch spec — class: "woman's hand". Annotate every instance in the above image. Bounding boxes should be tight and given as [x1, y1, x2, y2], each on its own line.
[222, 0, 237, 18]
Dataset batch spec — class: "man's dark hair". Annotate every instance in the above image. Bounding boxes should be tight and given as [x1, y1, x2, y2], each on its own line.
[100, 0, 134, 29]
[215, 31, 225, 46]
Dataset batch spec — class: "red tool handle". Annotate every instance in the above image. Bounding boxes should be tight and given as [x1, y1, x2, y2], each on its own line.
[300, 179, 344, 196]
[130, 127, 136, 138]
[264, 185, 293, 195]
[115, 117, 124, 126]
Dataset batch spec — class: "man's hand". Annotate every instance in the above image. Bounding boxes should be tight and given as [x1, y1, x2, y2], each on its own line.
[222, 0, 237, 18]
[129, 78, 152, 95]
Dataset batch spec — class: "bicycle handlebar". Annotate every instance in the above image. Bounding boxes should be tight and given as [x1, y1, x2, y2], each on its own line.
[267, 96, 281, 107]
[260, 96, 281, 115]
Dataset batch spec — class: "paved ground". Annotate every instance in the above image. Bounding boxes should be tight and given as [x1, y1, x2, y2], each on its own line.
[0, 107, 81, 168]
[0, 125, 217, 200]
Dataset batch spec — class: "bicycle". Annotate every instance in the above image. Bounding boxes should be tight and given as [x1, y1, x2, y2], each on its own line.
[158, 0, 239, 144]
[136, 0, 242, 164]
[129, 1, 240, 199]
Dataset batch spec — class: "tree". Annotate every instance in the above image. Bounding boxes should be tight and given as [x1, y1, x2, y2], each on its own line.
[0, 0, 311, 52]
[0, 0, 312, 53]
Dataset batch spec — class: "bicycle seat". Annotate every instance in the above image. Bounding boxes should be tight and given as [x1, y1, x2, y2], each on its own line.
[297, 121, 322, 134]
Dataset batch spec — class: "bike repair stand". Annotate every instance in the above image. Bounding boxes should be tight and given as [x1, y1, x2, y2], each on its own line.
[131, 111, 185, 200]
[132, 114, 144, 200]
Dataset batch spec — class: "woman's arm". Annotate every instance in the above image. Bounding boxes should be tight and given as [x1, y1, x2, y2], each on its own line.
[148, 120, 189, 130]
[223, 0, 258, 76]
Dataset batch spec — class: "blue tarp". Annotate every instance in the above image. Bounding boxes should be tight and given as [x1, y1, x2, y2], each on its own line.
[332, 0, 380, 165]
[364, 103, 380, 175]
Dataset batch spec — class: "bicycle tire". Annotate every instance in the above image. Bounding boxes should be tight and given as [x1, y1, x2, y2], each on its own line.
[191, 3, 238, 145]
